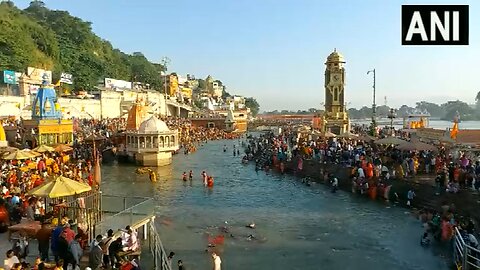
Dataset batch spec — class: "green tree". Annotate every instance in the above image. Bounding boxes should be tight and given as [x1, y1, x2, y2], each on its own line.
[245, 97, 260, 116]
[415, 101, 443, 118]
[0, 2, 166, 92]
[441, 100, 474, 121]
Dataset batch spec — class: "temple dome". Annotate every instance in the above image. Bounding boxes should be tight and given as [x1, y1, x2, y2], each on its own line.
[126, 100, 150, 131]
[225, 109, 235, 123]
[138, 116, 170, 133]
[326, 49, 345, 63]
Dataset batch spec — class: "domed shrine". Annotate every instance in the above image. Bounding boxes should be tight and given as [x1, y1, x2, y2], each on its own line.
[125, 108, 179, 167]
[22, 74, 73, 147]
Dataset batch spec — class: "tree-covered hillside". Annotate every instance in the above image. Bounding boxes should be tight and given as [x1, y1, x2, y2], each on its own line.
[0, 1, 163, 91]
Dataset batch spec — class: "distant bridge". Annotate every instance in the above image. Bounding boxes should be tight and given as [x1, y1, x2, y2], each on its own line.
[256, 114, 315, 120]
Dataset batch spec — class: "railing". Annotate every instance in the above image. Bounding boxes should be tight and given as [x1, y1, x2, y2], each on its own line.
[453, 227, 480, 269]
[149, 221, 172, 270]
[94, 196, 154, 235]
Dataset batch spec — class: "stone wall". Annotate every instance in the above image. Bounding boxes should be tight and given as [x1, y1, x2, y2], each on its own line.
[0, 89, 171, 120]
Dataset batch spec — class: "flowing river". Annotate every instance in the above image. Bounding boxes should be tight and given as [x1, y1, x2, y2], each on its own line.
[101, 139, 450, 270]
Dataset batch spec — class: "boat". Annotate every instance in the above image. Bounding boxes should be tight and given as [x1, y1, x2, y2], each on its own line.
[102, 147, 116, 164]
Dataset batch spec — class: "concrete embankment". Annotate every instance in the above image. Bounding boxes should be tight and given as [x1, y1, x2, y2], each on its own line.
[278, 159, 480, 223]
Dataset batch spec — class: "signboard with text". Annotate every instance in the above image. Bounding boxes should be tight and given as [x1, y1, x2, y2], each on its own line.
[3, 70, 16, 84]
[104, 78, 132, 90]
[27, 67, 52, 84]
[60, 73, 73, 84]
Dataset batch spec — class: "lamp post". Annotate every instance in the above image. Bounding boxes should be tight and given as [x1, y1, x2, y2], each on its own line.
[161, 57, 171, 116]
[367, 69, 376, 135]
[387, 108, 396, 136]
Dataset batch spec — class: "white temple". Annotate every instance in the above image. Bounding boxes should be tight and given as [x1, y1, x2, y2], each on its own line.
[125, 115, 179, 166]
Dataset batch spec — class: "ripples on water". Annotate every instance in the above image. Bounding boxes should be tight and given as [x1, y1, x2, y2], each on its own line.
[102, 140, 449, 270]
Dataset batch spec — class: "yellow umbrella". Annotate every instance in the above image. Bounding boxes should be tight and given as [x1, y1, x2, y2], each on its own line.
[0, 146, 19, 155]
[33, 145, 55, 153]
[55, 144, 73, 153]
[28, 175, 92, 198]
[23, 149, 42, 157]
[3, 149, 38, 160]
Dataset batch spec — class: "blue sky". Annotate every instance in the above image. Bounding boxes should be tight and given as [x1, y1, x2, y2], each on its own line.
[13, 0, 480, 111]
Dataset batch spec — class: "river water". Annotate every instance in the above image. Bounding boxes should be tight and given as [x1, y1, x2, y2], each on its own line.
[352, 119, 480, 130]
[101, 139, 450, 270]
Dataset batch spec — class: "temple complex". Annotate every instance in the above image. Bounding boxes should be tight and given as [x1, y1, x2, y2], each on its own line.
[224, 110, 236, 132]
[319, 49, 350, 134]
[124, 101, 179, 166]
[22, 74, 73, 147]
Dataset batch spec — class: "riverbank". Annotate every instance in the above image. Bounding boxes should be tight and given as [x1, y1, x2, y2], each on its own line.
[279, 159, 480, 224]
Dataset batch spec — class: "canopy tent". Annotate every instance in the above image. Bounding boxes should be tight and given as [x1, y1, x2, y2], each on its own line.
[28, 175, 92, 198]
[397, 140, 438, 152]
[55, 144, 73, 153]
[374, 137, 406, 145]
[33, 145, 55, 153]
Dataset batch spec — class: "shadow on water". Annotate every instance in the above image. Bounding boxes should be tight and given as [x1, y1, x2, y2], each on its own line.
[101, 140, 450, 270]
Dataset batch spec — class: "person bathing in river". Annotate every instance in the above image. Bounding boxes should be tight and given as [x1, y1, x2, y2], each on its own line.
[202, 171, 208, 187]
[223, 145, 227, 152]
[189, 170, 193, 181]
[182, 172, 187, 181]
[331, 177, 338, 193]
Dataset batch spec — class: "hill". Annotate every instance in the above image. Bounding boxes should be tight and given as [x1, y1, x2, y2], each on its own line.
[0, 1, 163, 91]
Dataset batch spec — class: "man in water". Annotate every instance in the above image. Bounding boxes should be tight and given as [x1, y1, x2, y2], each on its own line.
[189, 170, 193, 181]
[331, 177, 338, 193]
[202, 171, 208, 187]
[211, 252, 222, 270]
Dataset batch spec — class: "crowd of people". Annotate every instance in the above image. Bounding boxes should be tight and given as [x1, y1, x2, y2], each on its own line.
[246, 125, 480, 264]
[0, 114, 246, 270]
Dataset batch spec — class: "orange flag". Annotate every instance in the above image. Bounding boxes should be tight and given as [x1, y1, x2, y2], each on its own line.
[450, 122, 458, 139]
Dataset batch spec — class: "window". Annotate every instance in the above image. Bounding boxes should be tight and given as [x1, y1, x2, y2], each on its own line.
[334, 88, 338, 101]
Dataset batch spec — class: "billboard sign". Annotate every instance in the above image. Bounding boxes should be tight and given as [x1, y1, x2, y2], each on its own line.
[27, 67, 52, 84]
[60, 73, 73, 84]
[104, 78, 132, 90]
[3, 70, 16, 84]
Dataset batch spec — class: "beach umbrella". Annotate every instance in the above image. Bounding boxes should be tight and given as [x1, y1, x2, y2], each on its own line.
[3, 149, 39, 160]
[374, 136, 406, 145]
[33, 145, 55, 153]
[336, 131, 359, 139]
[0, 146, 19, 154]
[84, 134, 105, 142]
[320, 131, 337, 138]
[55, 144, 73, 153]
[357, 134, 375, 141]
[28, 175, 92, 198]
[23, 149, 42, 157]
[397, 140, 437, 152]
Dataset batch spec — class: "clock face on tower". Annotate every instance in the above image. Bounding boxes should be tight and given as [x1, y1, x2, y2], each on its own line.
[331, 73, 340, 84]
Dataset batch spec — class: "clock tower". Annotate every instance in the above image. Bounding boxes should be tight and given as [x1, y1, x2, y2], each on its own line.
[321, 49, 350, 134]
